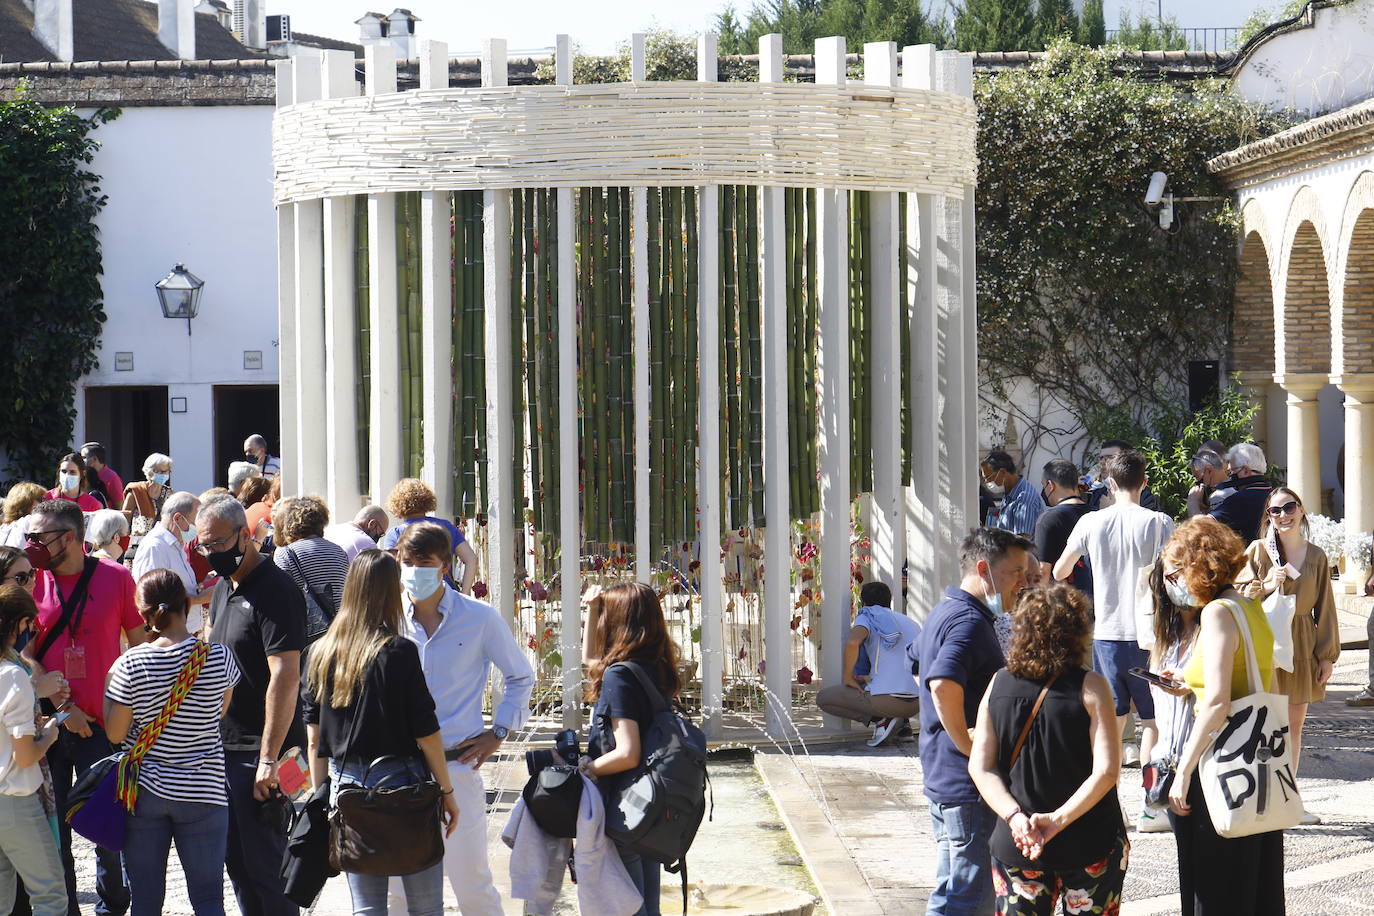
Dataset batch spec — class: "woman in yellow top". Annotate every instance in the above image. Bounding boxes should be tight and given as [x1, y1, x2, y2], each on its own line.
[1235, 487, 1338, 783]
[1157, 517, 1282, 916]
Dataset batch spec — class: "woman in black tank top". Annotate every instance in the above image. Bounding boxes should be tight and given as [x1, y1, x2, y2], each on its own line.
[970, 582, 1127, 915]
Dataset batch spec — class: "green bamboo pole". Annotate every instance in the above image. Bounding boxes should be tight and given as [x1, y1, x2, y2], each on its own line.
[785, 188, 802, 522]
[618, 188, 634, 547]
[683, 186, 699, 546]
[898, 193, 912, 486]
[354, 196, 372, 497]
[742, 185, 764, 527]
[721, 186, 741, 530]
[540, 188, 559, 546]
[578, 188, 598, 543]
[605, 188, 624, 545]
[648, 188, 664, 554]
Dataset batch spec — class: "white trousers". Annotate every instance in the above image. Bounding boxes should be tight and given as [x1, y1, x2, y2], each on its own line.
[390, 761, 504, 915]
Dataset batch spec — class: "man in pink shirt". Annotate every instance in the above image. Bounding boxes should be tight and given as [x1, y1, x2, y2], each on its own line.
[81, 442, 125, 507]
[23, 499, 144, 916]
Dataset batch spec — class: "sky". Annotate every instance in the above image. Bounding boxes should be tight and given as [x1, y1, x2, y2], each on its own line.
[269, 0, 1276, 56]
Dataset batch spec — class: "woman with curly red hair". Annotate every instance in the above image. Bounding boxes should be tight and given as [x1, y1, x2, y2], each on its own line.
[970, 582, 1126, 916]
[1158, 516, 1282, 916]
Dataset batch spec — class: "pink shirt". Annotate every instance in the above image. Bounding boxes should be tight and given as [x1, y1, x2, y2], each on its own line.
[32, 559, 141, 725]
[96, 466, 125, 506]
[43, 489, 101, 512]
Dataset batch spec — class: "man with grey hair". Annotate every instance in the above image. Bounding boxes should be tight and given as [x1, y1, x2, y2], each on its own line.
[243, 434, 281, 479]
[323, 504, 389, 564]
[1185, 449, 1228, 517]
[132, 491, 210, 631]
[227, 460, 260, 496]
[1209, 442, 1273, 543]
[197, 493, 304, 916]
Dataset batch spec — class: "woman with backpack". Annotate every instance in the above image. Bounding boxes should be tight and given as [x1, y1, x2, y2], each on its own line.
[581, 582, 684, 916]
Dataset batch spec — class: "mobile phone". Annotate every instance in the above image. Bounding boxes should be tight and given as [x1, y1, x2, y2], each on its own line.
[1129, 667, 1182, 689]
[44, 709, 71, 729]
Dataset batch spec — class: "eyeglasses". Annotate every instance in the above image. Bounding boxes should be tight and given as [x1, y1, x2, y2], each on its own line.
[24, 530, 64, 546]
[1163, 568, 1184, 585]
[3, 571, 34, 587]
[1266, 501, 1300, 517]
[194, 532, 240, 555]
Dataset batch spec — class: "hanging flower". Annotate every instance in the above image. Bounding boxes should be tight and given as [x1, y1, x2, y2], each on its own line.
[797, 540, 818, 562]
[472, 581, 488, 599]
[529, 581, 549, 602]
[796, 665, 813, 685]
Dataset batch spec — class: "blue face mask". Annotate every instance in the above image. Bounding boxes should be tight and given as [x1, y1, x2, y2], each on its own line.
[982, 572, 1007, 616]
[151, 472, 170, 486]
[60, 473, 80, 493]
[401, 566, 444, 601]
[1165, 578, 1199, 608]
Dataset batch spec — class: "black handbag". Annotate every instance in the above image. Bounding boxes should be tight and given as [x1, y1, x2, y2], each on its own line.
[329, 755, 444, 876]
[1143, 759, 1175, 808]
[521, 765, 582, 839]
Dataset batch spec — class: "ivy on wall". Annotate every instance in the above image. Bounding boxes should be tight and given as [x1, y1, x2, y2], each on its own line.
[0, 89, 116, 484]
[974, 41, 1290, 463]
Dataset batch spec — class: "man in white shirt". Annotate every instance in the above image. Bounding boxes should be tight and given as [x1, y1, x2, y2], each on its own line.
[323, 505, 389, 564]
[243, 435, 281, 479]
[395, 521, 534, 914]
[1053, 449, 1174, 832]
[132, 491, 210, 632]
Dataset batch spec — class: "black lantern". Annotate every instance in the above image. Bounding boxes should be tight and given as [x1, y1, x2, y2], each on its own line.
[155, 263, 204, 335]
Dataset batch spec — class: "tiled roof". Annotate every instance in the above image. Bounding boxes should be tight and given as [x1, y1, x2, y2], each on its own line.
[1209, 96, 1374, 183]
[0, 0, 260, 63]
[289, 31, 362, 54]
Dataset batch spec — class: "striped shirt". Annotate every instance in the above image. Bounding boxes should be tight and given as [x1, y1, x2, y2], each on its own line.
[986, 476, 1046, 538]
[274, 537, 349, 616]
[105, 638, 241, 805]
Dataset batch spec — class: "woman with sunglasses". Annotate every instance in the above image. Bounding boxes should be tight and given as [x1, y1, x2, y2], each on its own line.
[1236, 487, 1338, 824]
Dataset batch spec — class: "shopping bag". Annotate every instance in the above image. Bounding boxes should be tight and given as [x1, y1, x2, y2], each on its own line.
[1262, 589, 1296, 673]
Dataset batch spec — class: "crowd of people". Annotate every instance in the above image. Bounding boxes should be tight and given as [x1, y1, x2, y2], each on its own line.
[0, 436, 695, 916]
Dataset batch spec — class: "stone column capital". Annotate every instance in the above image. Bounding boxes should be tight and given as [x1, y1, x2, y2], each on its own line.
[1275, 372, 1327, 399]
[1333, 374, 1374, 400]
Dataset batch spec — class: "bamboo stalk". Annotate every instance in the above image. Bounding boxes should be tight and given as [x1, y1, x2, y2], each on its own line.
[354, 195, 372, 497]
[648, 188, 664, 555]
[618, 188, 634, 548]
[683, 185, 699, 547]
[742, 185, 764, 527]
[721, 186, 741, 531]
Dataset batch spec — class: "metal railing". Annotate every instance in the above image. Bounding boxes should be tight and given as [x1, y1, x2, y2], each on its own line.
[1105, 26, 1241, 53]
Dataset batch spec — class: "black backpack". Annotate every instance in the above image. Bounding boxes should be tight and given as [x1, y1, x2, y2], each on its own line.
[599, 661, 710, 911]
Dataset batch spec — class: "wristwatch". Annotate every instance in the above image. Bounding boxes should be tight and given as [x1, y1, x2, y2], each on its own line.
[492, 725, 509, 741]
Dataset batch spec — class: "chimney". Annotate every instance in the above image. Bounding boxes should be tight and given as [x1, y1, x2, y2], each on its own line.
[196, 0, 233, 32]
[355, 11, 386, 44]
[386, 8, 417, 59]
[159, 0, 196, 59]
[233, 0, 264, 49]
[31, 0, 73, 61]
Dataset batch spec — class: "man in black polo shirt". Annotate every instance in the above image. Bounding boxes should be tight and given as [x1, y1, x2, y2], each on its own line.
[197, 494, 304, 916]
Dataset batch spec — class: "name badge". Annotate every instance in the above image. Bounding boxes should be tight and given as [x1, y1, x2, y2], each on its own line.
[63, 645, 87, 681]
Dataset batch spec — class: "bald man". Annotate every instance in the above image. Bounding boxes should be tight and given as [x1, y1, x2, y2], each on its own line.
[323, 505, 389, 563]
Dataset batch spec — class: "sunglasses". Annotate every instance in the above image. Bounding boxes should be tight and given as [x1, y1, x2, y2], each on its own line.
[3, 571, 34, 587]
[1266, 500, 1300, 517]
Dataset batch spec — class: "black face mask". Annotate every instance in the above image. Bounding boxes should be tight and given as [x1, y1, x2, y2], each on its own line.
[207, 539, 245, 578]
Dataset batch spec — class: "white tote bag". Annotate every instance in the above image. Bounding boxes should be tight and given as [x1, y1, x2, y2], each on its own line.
[1198, 600, 1303, 838]
[1133, 523, 1165, 650]
[1262, 589, 1297, 673]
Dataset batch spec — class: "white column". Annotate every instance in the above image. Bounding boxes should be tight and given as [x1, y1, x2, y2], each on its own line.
[865, 41, 903, 616]
[483, 39, 517, 630]
[291, 54, 325, 500]
[956, 54, 979, 529]
[935, 50, 970, 559]
[696, 32, 725, 738]
[903, 44, 940, 617]
[1278, 373, 1325, 513]
[273, 59, 299, 498]
[815, 35, 851, 720]
[366, 44, 401, 505]
[758, 33, 792, 738]
[555, 34, 583, 729]
[631, 32, 651, 580]
[1341, 375, 1374, 585]
[320, 49, 361, 516]
[418, 40, 453, 518]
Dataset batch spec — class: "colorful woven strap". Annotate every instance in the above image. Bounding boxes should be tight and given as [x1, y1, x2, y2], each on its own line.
[116, 640, 210, 812]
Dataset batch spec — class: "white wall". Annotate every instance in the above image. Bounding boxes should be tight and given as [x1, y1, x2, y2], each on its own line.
[73, 104, 278, 496]
[1231, 0, 1374, 115]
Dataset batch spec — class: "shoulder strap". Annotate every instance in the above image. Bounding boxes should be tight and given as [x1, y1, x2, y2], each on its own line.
[34, 557, 99, 664]
[611, 661, 669, 715]
[116, 639, 211, 811]
[1009, 671, 1060, 770]
[284, 546, 335, 620]
[1218, 598, 1264, 696]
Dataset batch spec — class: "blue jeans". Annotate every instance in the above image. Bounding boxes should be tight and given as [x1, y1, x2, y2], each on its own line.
[615, 843, 661, 916]
[927, 800, 996, 916]
[0, 792, 68, 916]
[48, 725, 128, 916]
[123, 791, 228, 916]
[330, 757, 443, 916]
[223, 751, 297, 916]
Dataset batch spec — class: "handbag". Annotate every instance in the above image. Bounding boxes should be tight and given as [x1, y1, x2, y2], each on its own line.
[1261, 589, 1297, 673]
[283, 547, 336, 643]
[281, 778, 340, 907]
[329, 755, 445, 876]
[521, 764, 583, 839]
[66, 640, 211, 851]
[1197, 599, 1302, 838]
[1133, 524, 1166, 650]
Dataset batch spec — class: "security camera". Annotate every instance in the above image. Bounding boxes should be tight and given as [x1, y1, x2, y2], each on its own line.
[1145, 171, 1168, 206]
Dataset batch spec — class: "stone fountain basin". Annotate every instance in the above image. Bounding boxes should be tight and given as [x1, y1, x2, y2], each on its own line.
[659, 882, 817, 915]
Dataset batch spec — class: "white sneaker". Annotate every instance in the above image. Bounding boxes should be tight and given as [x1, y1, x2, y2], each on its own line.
[1137, 807, 1170, 833]
[1122, 743, 1141, 768]
[1299, 809, 1322, 826]
[867, 717, 899, 747]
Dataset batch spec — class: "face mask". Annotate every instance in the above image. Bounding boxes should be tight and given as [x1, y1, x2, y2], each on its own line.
[207, 539, 245, 578]
[24, 542, 52, 572]
[981, 570, 1007, 616]
[1165, 578, 1199, 608]
[60, 473, 80, 493]
[401, 566, 444, 601]
[151, 472, 169, 486]
[1041, 486, 1053, 506]
[107, 540, 125, 560]
[177, 519, 196, 545]
[118, 535, 131, 554]
[984, 476, 1005, 498]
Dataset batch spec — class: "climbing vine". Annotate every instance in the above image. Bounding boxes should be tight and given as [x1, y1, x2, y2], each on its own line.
[0, 89, 116, 484]
[974, 41, 1290, 463]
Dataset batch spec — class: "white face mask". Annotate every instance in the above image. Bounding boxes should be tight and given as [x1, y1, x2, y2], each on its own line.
[401, 566, 444, 601]
[981, 568, 1006, 616]
[60, 473, 80, 493]
[1165, 577, 1199, 608]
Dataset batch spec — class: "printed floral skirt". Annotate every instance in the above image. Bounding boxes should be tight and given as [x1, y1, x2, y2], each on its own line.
[992, 840, 1128, 916]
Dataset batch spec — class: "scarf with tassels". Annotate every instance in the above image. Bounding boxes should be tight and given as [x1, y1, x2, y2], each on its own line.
[115, 640, 210, 813]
